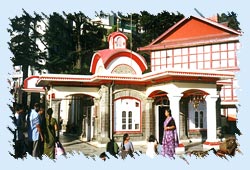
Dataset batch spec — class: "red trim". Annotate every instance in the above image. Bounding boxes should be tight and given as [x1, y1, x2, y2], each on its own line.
[228, 117, 237, 121]
[104, 51, 147, 72]
[47, 76, 218, 87]
[108, 31, 128, 42]
[48, 93, 55, 100]
[178, 143, 185, 147]
[36, 68, 234, 87]
[189, 129, 207, 133]
[113, 97, 142, 133]
[227, 113, 237, 121]
[203, 141, 221, 146]
[148, 90, 168, 98]
[23, 75, 39, 89]
[90, 53, 101, 73]
[90, 49, 147, 74]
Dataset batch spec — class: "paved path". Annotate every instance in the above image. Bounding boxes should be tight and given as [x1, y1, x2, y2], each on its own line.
[59, 134, 204, 159]
[59, 134, 147, 158]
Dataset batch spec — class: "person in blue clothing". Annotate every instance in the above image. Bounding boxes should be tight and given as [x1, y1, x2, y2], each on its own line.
[27, 102, 44, 158]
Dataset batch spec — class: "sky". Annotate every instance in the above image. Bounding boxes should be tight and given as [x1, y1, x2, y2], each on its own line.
[1, 0, 249, 169]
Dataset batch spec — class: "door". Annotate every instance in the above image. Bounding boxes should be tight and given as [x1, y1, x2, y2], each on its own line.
[188, 101, 207, 129]
[158, 106, 168, 144]
[86, 106, 92, 141]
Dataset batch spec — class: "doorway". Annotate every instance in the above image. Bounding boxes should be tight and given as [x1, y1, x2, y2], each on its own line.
[158, 106, 168, 144]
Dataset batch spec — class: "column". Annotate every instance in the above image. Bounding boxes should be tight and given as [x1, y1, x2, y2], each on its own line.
[99, 85, 110, 143]
[203, 95, 220, 149]
[145, 98, 154, 139]
[91, 98, 99, 141]
[168, 94, 185, 154]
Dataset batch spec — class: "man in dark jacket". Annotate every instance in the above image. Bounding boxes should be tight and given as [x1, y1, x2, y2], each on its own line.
[106, 137, 119, 158]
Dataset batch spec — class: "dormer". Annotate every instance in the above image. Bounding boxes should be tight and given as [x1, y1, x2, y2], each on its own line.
[108, 31, 128, 49]
[90, 31, 147, 75]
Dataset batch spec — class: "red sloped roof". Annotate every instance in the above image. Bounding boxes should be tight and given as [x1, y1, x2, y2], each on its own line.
[138, 15, 241, 51]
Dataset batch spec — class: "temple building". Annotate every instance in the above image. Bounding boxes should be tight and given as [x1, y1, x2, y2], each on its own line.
[23, 15, 241, 150]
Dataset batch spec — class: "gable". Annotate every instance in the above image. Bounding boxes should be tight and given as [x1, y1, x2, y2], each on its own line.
[148, 16, 241, 46]
[165, 18, 229, 41]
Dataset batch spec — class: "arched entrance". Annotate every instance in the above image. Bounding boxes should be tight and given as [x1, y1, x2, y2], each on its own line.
[149, 90, 169, 144]
[59, 94, 94, 141]
[181, 89, 209, 140]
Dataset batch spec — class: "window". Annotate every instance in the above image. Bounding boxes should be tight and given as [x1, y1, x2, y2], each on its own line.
[195, 111, 198, 128]
[195, 111, 204, 128]
[200, 111, 203, 128]
[122, 111, 126, 129]
[114, 98, 141, 132]
[115, 37, 125, 48]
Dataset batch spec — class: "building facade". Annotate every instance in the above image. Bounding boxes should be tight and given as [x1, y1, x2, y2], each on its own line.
[24, 16, 241, 150]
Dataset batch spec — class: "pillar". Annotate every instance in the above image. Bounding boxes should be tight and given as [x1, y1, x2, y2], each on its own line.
[145, 98, 154, 139]
[203, 95, 220, 149]
[91, 98, 99, 141]
[168, 94, 185, 154]
[98, 85, 110, 143]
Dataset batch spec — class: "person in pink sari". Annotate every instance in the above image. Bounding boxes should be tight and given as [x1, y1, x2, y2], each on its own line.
[161, 108, 179, 159]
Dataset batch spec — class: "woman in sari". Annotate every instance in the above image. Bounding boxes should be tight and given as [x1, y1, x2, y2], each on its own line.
[161, 108, 179, 159]
[43, 108, 58, 159]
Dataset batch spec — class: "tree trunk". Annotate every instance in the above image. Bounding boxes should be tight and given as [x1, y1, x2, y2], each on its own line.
[22, 64, 29, 106]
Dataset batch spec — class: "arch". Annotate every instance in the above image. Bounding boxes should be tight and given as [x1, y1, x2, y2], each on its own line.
[104, 51, 147, 71]
[148, 90, 168, 98]
[181, 89, 209, 112]
[182, 89, 209, 98]
[108, 31, 128, 42]
[65, 93, 95, 99]
[90, 49, 147, 74]
[179, 89, 209, 140]
[111, 64, 136, 74]
[59, 93, 95, 135]
[52, 86, 100, 100]
[113, 89, 146, 101]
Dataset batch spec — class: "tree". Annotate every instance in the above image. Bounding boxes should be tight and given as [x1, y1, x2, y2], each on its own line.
[8, 9, 46, 105]
[44, 11, 107, 74]
[43, 12, 76, 74]
[64, 11, 107, 74]
[138, 10, 185, 46]
[217, 12, 241, 31]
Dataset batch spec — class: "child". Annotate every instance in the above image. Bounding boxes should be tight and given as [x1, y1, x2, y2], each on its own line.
[146, 135, 158, 158]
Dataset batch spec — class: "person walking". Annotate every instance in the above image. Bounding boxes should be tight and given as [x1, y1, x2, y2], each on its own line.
[146, 135, 158, 159]
[161, 108, 179, 159]
[28, 103, 43, 158]
[43, 108, 58, 159]
[120, 133, 134, 159]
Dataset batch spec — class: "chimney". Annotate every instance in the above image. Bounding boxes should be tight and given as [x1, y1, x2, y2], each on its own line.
[208, 14, 218, 22]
